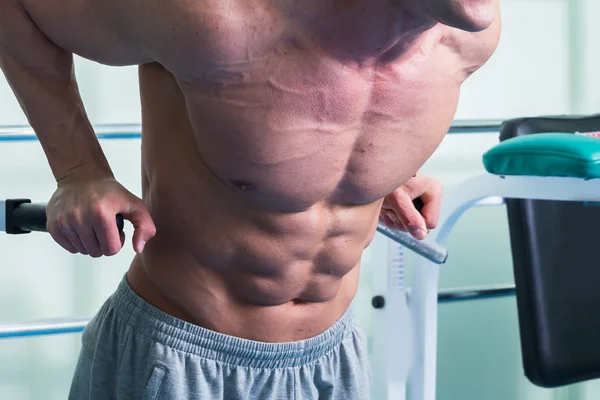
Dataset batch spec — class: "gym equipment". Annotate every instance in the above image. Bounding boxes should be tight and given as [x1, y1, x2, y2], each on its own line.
[0, 198, 125, 234]
[499, 115, 600, 388]
[9, 118, 600, 399]
[378, 114, 600, 400]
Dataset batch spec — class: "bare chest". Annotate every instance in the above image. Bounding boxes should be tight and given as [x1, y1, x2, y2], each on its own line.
[146, 2, 474, 210]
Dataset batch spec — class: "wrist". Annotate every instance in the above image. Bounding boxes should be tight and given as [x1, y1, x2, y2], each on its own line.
[54, 160, 114, 185]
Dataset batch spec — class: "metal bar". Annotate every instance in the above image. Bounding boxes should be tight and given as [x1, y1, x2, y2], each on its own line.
[377, 223, 448, 264]
[437, 284, 515, 304]
[0, 200, 5, 232]
[0, 317, 89, 339]
[567, 0, 586, 115]
[0, 121, 504, 141]
[0, 200, 124, 234]
[0, 124, 142, 141]
[448, 120, 503, 134]
[475, 196, 504, 206]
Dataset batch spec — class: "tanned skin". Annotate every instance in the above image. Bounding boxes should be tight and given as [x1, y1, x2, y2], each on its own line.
[0, 0, 500, 342]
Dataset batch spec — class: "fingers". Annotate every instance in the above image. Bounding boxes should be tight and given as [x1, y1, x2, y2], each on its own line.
[406, 176, 442, 230]
[47, 201, 131, 258]
[381, 197, 394, 211]
[120, 202, 156, 254]
[64, 231, 87, 255]
[388, 189, 428, 240]
[78, 227, 103, 258]
[48, 210, 110, 258]
[90, 204, 123, 257]
[46, 179, 156, 258]
[381, 175, 443, 240]
[49, 201, 153, 257]
[379, 209, 405, 231]
[419, 187, 442, 230]
[48, 230, 78, 254]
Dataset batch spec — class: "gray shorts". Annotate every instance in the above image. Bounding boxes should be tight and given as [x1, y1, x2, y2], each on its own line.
[68, 278, 371, 399]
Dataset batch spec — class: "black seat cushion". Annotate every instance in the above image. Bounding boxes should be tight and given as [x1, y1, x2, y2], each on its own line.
[500, 114, 600, 387]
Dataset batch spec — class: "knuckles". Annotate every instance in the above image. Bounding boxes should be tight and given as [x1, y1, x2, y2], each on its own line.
[46, 183, 140, 258]
[426, 219, 439, 230]
[89, 251, 103, 259]
[104, 247, 121, 257]
[89, 201, 109, 217]
[50, 201, 114, 228]
[430, 181, 443, 196]
[146, 224, 157, 238]
[103, 238, 123, 257]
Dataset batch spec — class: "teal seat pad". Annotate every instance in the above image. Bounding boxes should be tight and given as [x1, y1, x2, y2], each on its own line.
[483, 133, 600, 179]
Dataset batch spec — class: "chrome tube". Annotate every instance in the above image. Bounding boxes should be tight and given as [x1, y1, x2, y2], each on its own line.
[448, 120, 503, 134]
[0, 317, 89, 339]
[0, 285, 516, 339]
[377, 223, 448, 264]
[437, 284, 515, 304]
[0, 120, 504, 141]
[0, 124, 142, 141]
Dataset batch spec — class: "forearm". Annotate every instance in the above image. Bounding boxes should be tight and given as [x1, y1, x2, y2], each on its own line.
[0, 0, 112, 183]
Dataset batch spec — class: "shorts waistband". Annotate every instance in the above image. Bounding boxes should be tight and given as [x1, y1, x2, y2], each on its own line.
[109, 277, 355, 369]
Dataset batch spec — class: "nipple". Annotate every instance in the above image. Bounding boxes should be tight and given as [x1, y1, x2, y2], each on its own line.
[230, 180, 257, 192]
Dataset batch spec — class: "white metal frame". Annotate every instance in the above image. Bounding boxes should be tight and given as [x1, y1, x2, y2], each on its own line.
[373, 173, 600, 400]
[0, 200, 5, 231]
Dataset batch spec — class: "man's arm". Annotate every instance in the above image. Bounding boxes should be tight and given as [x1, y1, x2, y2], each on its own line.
[0, 0, 112, 182]
[0, 0, 155, 257]
[450, 0, 502, 76]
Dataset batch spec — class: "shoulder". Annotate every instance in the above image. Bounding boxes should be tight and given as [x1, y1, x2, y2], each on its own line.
[439, 3, 502, 75]
[123, 0, 285, 79]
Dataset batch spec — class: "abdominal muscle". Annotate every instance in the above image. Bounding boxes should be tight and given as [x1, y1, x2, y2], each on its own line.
[126, 63, 383, 342]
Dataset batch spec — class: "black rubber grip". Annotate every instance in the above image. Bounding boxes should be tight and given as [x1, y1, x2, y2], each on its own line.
[10, 200, 46, 234]
[413, 197, 425, 213]
[116, 214, 124, 233]
[5, 199, 124, 235]
[6, 199, 37, 234]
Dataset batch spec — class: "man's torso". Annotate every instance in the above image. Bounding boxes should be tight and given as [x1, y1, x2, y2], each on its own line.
[18, 0, 500, 341]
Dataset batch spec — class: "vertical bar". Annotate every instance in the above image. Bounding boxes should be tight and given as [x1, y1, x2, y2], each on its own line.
[564, 5, 594, 395]
[409, 260, 440, 400]
[0, 200, 5, 231]
[384, 240, 410, 400]
[371, 239, 391, 400]
[567, 0, 585, 114]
